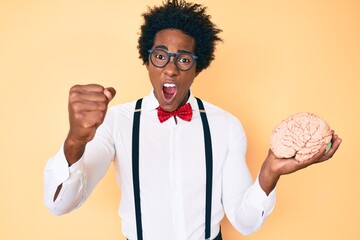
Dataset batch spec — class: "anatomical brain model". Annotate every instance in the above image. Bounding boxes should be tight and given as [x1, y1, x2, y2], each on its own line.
[270, 112, 333, 161]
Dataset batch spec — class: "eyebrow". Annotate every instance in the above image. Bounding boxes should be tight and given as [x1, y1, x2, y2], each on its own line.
[153, 45, 193, 55]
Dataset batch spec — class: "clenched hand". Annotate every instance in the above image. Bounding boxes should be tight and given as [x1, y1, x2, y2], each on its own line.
[65, 84, 116, 165]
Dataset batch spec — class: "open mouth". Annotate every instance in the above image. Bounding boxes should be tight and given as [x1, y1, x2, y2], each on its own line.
[163, 83, 177, 101]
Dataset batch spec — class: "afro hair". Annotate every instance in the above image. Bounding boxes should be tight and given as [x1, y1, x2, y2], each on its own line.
[137, 0, 222, 73]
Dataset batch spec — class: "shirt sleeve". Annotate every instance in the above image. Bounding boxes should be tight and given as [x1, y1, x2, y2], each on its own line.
[222, 116, 276, 236]
[44, 116, 115, 216]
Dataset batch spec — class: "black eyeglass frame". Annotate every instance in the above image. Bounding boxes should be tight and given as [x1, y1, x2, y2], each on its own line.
[148, 49, 198, 71]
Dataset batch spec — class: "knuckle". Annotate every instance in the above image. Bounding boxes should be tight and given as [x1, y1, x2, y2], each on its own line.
[87, 84, 104, 92]
[71, 102, 82, 112]
[70, 84, 81, 93]
[75, 111, 104, 128]
[69, 94, 78, 103]
[82, 121, 94, 129]
[73, 112, 85, 122]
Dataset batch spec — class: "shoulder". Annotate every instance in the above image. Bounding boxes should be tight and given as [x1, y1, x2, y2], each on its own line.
[107, 101, 137, 118]
[198, 98, 245, 133]
[199, 99, 239, 121]
[102, 99, 140, 128]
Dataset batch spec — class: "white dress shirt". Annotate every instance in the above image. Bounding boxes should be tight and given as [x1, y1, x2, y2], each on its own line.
[44, 91, 276, 240]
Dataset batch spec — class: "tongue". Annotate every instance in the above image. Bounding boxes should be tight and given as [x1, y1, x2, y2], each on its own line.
[163, 87, 176, 99]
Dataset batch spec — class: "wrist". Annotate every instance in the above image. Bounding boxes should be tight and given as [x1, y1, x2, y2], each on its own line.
[259, 158, 281, 195]
[64, 134, 87, 166]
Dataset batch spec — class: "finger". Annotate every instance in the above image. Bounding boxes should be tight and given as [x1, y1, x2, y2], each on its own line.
[310, 136, 342, 163]
[104, 87, 116, 102]
[69, 85, 110, 103]
[71, 84, 105, 94]
[299, 144, 328, 165]
[316, 143, 328, 161]
[324, 136, 342, 158]
[72, 91, 109, 103]
[79, 84, 105, 92]
[71, 100, 108, 112]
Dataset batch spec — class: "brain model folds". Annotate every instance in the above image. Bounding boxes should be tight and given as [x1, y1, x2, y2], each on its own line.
[270, 112, 332, 161]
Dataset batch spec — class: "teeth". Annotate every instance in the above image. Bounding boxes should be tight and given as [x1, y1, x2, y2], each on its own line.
[164, 83, 175, 88]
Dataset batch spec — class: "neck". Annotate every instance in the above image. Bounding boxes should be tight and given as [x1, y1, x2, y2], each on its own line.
[177, 90, 191, 110]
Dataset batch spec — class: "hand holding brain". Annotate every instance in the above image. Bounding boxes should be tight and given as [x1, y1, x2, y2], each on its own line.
[270, 112, 333, 161]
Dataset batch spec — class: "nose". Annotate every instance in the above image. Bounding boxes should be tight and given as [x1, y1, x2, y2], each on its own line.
[163, 56, 179, 76]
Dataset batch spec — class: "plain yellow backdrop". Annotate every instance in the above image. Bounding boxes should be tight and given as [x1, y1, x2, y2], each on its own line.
[1, 0, 359, 239]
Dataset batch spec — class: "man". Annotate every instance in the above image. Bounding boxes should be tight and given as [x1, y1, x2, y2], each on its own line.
[44, 1, 342, 240]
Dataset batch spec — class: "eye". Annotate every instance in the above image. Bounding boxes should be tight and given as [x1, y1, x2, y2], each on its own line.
[179, 57, 190, 63]
[152, 49, 168, 61]
[155, 53, 166, 60]
[177, 54, 192, 64]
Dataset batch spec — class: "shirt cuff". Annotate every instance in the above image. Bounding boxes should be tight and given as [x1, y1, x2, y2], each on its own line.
[44, 145, 87, 215]
[47, 145, 85, 187]
[248, 175, 276, 215]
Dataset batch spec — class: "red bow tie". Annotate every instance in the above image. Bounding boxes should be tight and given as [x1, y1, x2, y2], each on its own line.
[157, 103, 193, 123]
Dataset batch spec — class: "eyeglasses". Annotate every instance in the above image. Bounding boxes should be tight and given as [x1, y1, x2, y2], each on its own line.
[148, 48, 198, 71]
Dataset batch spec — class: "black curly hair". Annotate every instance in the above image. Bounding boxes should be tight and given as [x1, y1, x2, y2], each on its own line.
[137, 0, 222, 73]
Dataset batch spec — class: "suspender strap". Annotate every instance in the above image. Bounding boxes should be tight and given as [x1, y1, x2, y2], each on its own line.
[132, 98, 143, 240]
[132, 98, 213, 240]
[196, 97, 213, 240]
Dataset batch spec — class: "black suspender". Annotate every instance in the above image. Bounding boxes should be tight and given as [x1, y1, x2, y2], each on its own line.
[131, 98, 213, 240]
[196, 97, 213, 240]
[132, 98, 143, 240]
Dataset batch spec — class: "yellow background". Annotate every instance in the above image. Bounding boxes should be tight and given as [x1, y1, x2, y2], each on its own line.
[1, 0, 359, 239]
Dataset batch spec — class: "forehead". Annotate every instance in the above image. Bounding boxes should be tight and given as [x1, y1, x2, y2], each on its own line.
[153, 29, 195, 53]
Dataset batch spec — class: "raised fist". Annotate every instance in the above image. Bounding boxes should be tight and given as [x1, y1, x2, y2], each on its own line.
[67, 84, 116, 144]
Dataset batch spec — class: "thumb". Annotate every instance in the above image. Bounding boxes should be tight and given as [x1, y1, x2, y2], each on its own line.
[104, 87, 116, 102]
